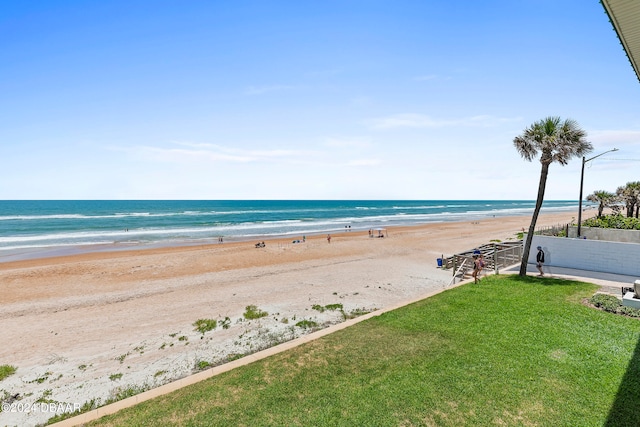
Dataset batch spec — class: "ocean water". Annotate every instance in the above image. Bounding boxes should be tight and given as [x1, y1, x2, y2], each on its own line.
[0, 200, 579, 262]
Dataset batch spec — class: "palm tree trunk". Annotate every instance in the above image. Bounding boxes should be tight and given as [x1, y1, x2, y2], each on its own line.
[519, 161, 550, 276]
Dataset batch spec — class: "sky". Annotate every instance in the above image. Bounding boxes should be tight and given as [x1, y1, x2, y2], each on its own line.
[1, 0, 639, 200]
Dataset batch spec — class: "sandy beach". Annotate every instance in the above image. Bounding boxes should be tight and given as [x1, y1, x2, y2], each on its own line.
[0, 212, 577, 426]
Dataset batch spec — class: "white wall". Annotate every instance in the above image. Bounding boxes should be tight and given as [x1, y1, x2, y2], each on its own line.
[528, 235, 640, 277]
[567, 226, 640, 243]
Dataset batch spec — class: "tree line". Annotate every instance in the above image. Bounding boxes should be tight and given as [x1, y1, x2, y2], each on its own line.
[586, 182, 640, 218]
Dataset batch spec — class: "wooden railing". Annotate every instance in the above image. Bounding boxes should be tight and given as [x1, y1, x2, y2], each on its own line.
[442, 241, 523, 286]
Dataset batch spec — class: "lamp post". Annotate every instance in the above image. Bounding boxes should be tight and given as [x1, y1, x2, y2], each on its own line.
[577, 148, 618, 237]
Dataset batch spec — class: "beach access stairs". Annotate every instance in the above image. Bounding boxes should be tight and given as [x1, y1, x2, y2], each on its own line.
[442, 241, 523, 286]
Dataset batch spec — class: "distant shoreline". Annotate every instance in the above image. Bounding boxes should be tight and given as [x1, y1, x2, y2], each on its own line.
[0, 210, 585, 268]
[0, 200, 584, 265]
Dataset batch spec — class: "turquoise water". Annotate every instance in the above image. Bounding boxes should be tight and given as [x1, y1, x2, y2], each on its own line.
[0, 200, 579, 261]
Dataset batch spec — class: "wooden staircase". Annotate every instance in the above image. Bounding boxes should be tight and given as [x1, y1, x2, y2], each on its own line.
[442, 241, 523, 286]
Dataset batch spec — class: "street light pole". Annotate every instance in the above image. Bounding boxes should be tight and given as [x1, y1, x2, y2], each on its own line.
[577, 148, 618, 237]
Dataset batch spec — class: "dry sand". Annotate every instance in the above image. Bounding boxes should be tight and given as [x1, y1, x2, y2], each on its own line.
[0, 212, 576, 426]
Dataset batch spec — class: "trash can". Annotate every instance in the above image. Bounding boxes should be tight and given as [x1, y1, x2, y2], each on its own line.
[437, 258, 443, 267]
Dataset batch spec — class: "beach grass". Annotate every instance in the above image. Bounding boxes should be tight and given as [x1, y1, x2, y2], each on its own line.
[243, 304, 269, 320]
[0, 364, 16, 381]
[193, 318, 218, 335]
[79, 275, 640, 426]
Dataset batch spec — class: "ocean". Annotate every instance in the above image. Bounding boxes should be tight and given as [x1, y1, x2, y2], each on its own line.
[0, 200, 580, 262]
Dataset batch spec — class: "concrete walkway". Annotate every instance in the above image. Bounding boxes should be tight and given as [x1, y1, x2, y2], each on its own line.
[508, 263, 638, 298]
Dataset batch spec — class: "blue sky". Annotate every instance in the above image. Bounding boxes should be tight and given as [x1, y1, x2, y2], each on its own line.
[1, 0, 639, 200]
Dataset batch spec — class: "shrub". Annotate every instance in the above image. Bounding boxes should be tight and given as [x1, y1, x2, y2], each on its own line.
[589, 294, 621, 313]
[583, 214, 640, 230]
[220, 317, 231, 329]
[244, 305, 268, 320]
[295, 320, 318, 329]
[195, 360, 211, 371]
[0, 365, 17, 381]
[107, 384, 149, 403]
[618, 305, 640, 318]
[340, 307, 376, 320]
[193, 319, 217, 335]
[589, 293, 640, 318]
[312, 303, 343, 313]
[226, 353, 244, 362]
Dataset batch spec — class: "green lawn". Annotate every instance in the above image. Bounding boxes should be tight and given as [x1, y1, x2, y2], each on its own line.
[79, 275, 640, 426]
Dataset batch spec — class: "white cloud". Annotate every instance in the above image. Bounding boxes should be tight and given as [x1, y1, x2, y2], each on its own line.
[588, 130, 640, 146]
[367, 114, 522, 130]
[323, 137, 371, 149]
[132, 145, 254, 163]
[345, 158, 382, 167]
[113, 142, 321, 165]
[466, 115, 523, 127]
[367, 114, 446, 129]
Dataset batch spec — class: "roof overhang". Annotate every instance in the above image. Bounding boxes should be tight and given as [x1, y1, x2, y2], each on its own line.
[600, 0, 640, 82]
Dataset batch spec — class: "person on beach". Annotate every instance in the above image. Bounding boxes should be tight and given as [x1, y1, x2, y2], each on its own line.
[471, 255, 479, 282]
[536, 246, 545, 276]
[472, 254, 484, 283]
[327, 234, 331, 243]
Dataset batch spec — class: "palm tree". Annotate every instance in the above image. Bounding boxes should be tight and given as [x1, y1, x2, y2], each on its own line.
[616, 181, 640, 218]
[513, 116, 592, 276]
[586, 190, 617, 218]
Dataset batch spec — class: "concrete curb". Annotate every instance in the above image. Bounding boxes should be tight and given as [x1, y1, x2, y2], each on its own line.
[50, 277, 470, 426]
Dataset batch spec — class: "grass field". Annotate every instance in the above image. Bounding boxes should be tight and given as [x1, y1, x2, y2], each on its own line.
[75, 275, 640, 426]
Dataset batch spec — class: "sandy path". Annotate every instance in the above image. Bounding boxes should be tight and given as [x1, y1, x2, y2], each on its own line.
[0, 212, 575, 426]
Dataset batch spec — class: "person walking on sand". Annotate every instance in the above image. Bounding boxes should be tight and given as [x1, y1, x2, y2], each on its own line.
[536, 246, 545, 276]
[327, 234, 331, 244]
